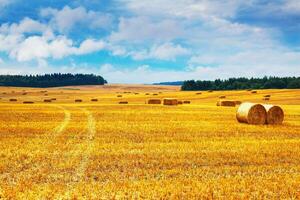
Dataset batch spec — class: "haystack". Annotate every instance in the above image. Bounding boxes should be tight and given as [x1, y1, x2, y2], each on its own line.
[263, 104, 284, 125]
[251, 91, 257, 94]
[148, 99, 161, 104]
[178, 101, 183, 105]
[91, 99, 98, 102]
[9, 99, 17, 102]
[51, 98, 57, 101]
[264, 95, 271, 98]
[208, 90, 213, 93]
[216, 100, 236, 107]
[75, 99, 82, 103]
[153, 94, 158, 96]
[219, 96, 226, 99]
[236, 102, 267, 125]
[44, 99, 52, 103]
[22, 93, 27, 95]
[234, 100, 242, 105]
[23, 101, 34, 104]
[183, 100, 191, 104]
[163, 98, 178, 106]
[117, 95, 122, 98]
[196, 92, 202, 95]
[145, 93, 150, 95]
[119, 101, 128, 104]
[263, 97, 270, 101]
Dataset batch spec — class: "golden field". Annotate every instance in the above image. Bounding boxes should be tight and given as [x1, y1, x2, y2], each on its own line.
[0, 84, 300, 199]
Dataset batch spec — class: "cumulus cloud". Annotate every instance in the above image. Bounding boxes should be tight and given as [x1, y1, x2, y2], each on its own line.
[131, 43, 189, 61]
[40, 6, 113, 32]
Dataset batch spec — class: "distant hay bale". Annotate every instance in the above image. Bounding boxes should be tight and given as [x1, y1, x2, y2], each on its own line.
[196, 92, 202, 95]
[51, 98, 57, 101]
[247, 89, 252, 91]
[264, 95, 271, 98]
[251, 91, 257, 94]
[23, 101, 34, 104]
[219, 95, 226, 99]
[9, 99, 17, 102]
[153, 93, 158, 96]
[178, 101, 183, 105]
[91, 98, 98, 102]
[234, 100, 242, 105]
[2, 92, 6, 94]
[75, 99, 82, 103]
[44, 94, 48, 96]
[22, 92, 27, 95]
[119, 101, 128, 104]
[236, 102, 267, 125]
[208, 90, 213, 93]
[263, 97, 270, 101]
[145, 93, 150, 95]
[183, 100, 191, 104]
[44, 99, 52, 103]
[216, 100, 236, 107]
[117, 95, 122, 98]
[163, 98, 178, 106]
[263, 104, 284, 125]
[148, 99, 161, 104]
[134, 93, 139, 95]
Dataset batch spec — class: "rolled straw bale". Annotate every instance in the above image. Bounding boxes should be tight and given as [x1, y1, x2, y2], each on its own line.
[251, 91, 257, 94]
[216, 100, 236, 107]
[134, 93, 139, 95]
[23, 101, 34, 104]
[148, 99, 161, 104]
[263, 104, 284, 125]
[234, 100, 242, 105]
[264, 95, 271, 98]
[91, 99, 98, 102]
[196, 92, 202, 95]
[263, 97, 270, 101]
[117, 95, 122, 98]
[219, 95, 226, 99]
[119, 101, 128, 104]
[178, 101, 183, 105]
[208, 90, 213, 93]
[22, 92, 27, 95]
[44, 99, 52, 103]
[9, 99, 17, 102]
[153, 93, 158, 96]
[236, 102, 267, 125]
[44, 94, 48, 96]
[145, 93, 150, 95]
[51, 98, 57, 101]
[183, 100, 191, 104]
[163, 98, 178, 106]
[75, 99, 82, 103]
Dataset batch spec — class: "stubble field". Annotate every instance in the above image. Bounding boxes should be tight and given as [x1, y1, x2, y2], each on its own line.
[0, 84, 300, 199]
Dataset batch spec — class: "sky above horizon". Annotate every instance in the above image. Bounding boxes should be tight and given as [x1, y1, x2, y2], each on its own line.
[0, 0, 299, 83]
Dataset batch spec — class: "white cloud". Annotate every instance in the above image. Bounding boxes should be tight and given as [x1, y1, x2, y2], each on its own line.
[131, 43, 189, 61]
[40, 6, 113, 32]
[109, 17, 184, 43]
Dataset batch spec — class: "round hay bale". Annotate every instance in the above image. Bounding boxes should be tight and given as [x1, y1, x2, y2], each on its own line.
[178, 101, 183, 105]
[263, 97, 270, 101]
[44, 94, 48, 96]
[234, 100, 242, 105]
[44, 99, 52, 103]
[195, 92, 202, 95]
[236, 103, 267, 125]
[51, 98, 57, 101]
[263, 104, 284, 125]
[251, 91, 257, 94]
[119, 101, 128, 104]
[75, 99, 82, 103]
[22, 92, 27, 95]
[264, 95, 271, 98]
[148, 99, 161, 104]
[117, 95, 122, 98]
[153, 93, 158, 96]
[9, 99, 17, 102]
[163, 98, 178, 106]
[23, 101, 34, 104]
[183, 100, 191, 104]
[91, 98, 98, 102]
[219, 96, 226, 99]
[208, 90, 213, 93]
[217, 100, 236, 107]
[145, 93, 150, 95]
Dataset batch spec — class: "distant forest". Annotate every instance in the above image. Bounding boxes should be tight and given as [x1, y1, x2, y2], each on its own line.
[0, 73, 107, 87]
[153, 81, 183, 86]
[181, 77, 300, 91]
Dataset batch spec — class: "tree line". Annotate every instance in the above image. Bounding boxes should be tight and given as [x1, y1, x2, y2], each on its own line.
[0, 73, 107, 87]
[181, 77, 300, 91]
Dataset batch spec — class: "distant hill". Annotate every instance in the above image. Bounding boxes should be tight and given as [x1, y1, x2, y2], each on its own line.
[153, 81, 183, 86]
[0, 73, 107, 88]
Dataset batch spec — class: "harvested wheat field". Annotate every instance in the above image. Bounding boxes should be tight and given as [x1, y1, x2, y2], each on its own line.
[0, 85, 300, 199]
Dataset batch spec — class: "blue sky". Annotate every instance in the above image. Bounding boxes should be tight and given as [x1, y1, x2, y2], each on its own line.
[0, 0, 299, 83]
